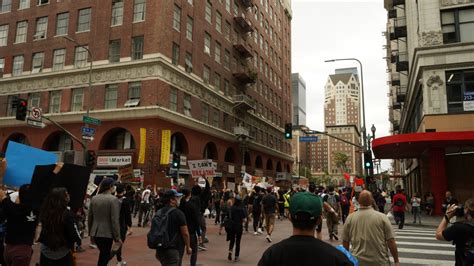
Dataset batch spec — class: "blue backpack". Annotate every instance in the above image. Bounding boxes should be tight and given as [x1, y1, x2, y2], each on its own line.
[336, 245, 359, 266]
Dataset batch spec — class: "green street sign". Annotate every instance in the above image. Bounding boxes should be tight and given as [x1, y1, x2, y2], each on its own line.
[83, 116, 101, 125]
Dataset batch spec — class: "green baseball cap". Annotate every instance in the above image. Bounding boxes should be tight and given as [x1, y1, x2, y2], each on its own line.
[289, 192, 323, 218]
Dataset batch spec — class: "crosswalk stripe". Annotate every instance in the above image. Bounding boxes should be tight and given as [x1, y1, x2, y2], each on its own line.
[394, 228, 437, 233]
[390, 257, 453, 265]
[396, 235, 438, 240]
[397, 248, 453, 255]
[395, 231, 435, 236]
[396, 241, 454, 247]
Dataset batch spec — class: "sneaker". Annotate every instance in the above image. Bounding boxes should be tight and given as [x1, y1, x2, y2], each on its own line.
[332, 233, 339, 241]
[89, 244, 97, 249]
[198, 244, 207, 251]
[234, 256, 240, 262]
[228, 252, 232, 261]
[266, 235, 272, 243]
[253, 232, 258, 236]
[257, 228, 263, 234]
[204, 237, 209, 243]
[117, 262, 126, 266]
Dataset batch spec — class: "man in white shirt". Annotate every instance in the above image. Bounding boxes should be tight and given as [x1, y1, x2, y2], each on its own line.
[138, 185, 152, 227]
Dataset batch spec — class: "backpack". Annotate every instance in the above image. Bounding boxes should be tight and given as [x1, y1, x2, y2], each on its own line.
[327, 194, 339, 211]
[147, 207, 178, 249]
[395, 197, 404, 207]
[340, 194, 349, 206]
[464, 222, 474, 264]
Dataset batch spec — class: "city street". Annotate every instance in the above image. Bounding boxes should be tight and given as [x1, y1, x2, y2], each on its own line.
[28, 213, 454, 266]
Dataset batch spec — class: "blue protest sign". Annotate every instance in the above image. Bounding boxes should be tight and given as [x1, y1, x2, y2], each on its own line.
[3, 141, 58, 187]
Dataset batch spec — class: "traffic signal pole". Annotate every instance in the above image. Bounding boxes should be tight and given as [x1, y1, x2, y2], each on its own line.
[41, 115, 86, 150]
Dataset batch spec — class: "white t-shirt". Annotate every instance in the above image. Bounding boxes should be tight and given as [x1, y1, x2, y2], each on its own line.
[141, 189, 151, 204]
[411, 197, 421, 207]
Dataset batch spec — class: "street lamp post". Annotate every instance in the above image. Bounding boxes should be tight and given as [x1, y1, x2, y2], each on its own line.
[325, 58, 368, 176]
[63, 36, 93, 164]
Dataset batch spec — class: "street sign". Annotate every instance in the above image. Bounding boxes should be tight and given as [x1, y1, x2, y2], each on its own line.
[81, 126, 96, 137]
[463, 92, 474, 111]
[83, 116, 101, 125]
[26, 118, 45, 128]
[299, 136, 318, 142]
[30, 107, 42, 121]
[82, 136, 94, 141]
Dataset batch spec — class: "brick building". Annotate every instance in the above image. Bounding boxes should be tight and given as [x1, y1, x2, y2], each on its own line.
[0, 0, 294, 188]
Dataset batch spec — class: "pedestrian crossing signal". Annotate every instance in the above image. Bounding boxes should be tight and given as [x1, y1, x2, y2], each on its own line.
[364, 151, 373, 169]
[172, 153, 180, 168]
[285, 123, 292, 139]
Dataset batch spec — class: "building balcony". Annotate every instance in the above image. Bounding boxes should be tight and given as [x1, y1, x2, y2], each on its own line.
[396, 61, 408, 72]
[393, 0, 405, 6]
[240, 0, 253, 8]
[233, 66, 257, 84]
[391, 72, 401, 86]
[233, 39, 253, 58]
[234, 14, 254, 33]
[394, 26, 407, 39]
[396, 86, 407, 102]
[392, 101, 402, 110]
[390, 54, 397, 63]
[388, 9, 397, 19]
[233, 94, 256, 111]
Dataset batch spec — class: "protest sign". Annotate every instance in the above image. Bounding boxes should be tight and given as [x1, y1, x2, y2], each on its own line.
[4, 141, 57, 187]
[118, 164, 133, 182]
[188, 159, 216, 178]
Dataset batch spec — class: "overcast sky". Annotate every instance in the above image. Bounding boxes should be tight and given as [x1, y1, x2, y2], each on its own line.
[291, 0, 391, 171]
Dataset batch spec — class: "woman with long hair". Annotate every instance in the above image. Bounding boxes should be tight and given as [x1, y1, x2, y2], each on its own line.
[38, 187, 81, 265]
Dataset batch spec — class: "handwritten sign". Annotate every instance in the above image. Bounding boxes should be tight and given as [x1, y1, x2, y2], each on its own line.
[118, 164, 133, 182]
[188, 159, 216, 178]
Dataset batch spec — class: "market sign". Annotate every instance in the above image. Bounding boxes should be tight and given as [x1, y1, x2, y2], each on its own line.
[97, 155, 132, 166]
[188, 159, 217, 178]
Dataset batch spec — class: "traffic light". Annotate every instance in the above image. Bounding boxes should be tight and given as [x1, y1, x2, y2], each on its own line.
[172, 152, 180, 168]
[15, 98, 28, 121]
[85, 150, 96, 168]
[364, 151, 373, 170]
[284, 123, 292, 139]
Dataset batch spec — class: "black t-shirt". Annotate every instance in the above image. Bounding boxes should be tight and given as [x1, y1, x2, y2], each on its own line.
[179, 199, 200, 235]
[229, 205, 247, 232]
[1, 198, 38, 245]
[160, 206, 187, 249]
[253, 194, 263, 213]
[258, 235, 353, 266]
[262, 194, 277, 214]
[442, 221, 474, 266]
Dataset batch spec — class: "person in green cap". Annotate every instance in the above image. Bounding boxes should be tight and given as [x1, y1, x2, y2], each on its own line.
[258, 192, 353, 266]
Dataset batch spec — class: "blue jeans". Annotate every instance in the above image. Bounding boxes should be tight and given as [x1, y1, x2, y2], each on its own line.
[412, 206, 421, 223]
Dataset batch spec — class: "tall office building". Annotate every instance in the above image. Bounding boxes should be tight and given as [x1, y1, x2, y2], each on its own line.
[376, 0, 474, 212]
[291, 73, 306, 126]
[0, 0, 294, 187]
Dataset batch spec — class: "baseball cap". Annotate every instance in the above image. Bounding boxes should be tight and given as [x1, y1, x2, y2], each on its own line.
[289, 192, 322, 218]
[163, 189, 183, 198]
[101, 177, 116, 188]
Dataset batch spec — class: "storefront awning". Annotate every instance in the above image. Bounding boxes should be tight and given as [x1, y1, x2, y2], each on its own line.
[372, 131, 474, 159]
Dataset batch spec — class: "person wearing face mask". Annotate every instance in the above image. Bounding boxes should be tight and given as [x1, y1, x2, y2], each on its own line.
[442, 191, 458, 214]
[38, 187, 81, 265]
[179, 188, 201, 266]
[88, 177, 122, 266]
[436, 198, 474, 266]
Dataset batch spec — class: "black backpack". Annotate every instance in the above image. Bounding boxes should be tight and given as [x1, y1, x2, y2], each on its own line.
[147, 207, 178, 249]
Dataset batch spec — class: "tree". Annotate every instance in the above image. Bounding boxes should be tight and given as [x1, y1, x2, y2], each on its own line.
[333, 152, 349, 173]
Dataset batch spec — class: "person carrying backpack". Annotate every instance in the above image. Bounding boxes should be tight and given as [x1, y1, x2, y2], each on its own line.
[323, 186, 342, 240]
[436, 198, 474, 266]
[340, 189, 350, 224]
[148, 189, 191, 266]
[390, 186, 408, 229]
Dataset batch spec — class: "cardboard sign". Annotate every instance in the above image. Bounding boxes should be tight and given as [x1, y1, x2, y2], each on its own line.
[118, 164, 133, 182]
[86, 182, 98, 196]
[4, 141, 57, 187]
[188, 159, 216, 178]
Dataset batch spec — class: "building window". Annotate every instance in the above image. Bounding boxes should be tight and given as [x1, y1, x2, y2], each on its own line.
[128, 82, 141, 99]
[12, 55, 24, 76]
[225, 0, 230, 13]
[172, 42, 179, 65]
[19, 0, 29, 9]
[131, 36, 144, 60]
[71, 88, 84, 112]
[111, 0, 124, 26]
[105, 84, 118, 109]
[108, 39, 121, 63]
[6, 95, 18, 116]
[77, 8, 91, 32]
[15, 21, 28, 43]
[212, 109, 219, 127]
[52, 48, 65, 71]
[224, 20, 231, 41]
[216, 11, 222, 33]
[446, 69, 474, 113]
[186, 16, 193, 41]
[442, 8, 474, 44]
[224, 49, 230, 70]
[205, 1, 212, 23]
[133, 0, 146, 22]
[224, 79, 229, 95]
[56, 12, 69, 36]
[184, 93, 191, 117]
[49, 91, 61, 113]
[204, 32, 211, 54]
[203, 65, 210, 84]
[214, 72, 220, 90]
[0, 25, 8, 46]
[31, 52, 44, 73]
[34, 17, 48, 40]
[215, 42, 221, 63]
[74, 46, 88, 68]
[185, 52, 192, 73]
[37, 0, 48, 5]
[170, 87, 177, 111]
[202, 103, 209, 123]
[1, 0, 11, 12]
[0, 58, 4, 76]
[28, 92, 40, 108]
[173, 4, 181, 31]
[188, 0, 193, 5]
